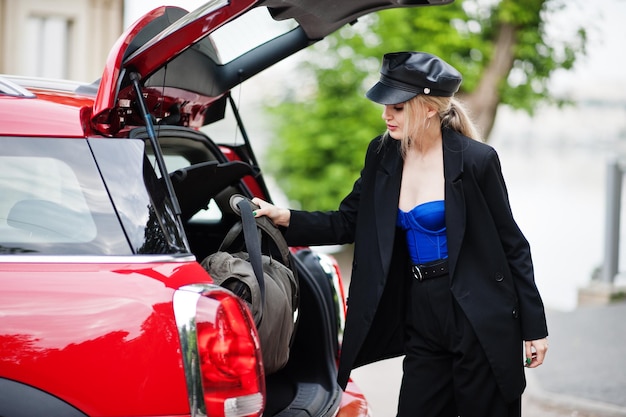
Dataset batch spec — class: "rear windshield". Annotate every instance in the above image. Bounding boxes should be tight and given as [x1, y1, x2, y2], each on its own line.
[0, 137, 187, 255]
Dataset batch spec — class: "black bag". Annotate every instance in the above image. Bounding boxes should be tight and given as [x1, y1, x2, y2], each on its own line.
[201, 195, 299, 374]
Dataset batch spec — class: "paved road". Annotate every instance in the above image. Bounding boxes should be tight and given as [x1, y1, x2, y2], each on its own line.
[349, 359, 611, 417]
[525, 302, 626, 417]
[350, 305, 626, 417]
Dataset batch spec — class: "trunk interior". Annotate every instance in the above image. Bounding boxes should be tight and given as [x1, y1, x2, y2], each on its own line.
[135, 126, 344, 416]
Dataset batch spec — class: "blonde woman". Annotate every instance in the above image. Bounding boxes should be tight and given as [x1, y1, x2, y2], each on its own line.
[254, 51, 548, 417]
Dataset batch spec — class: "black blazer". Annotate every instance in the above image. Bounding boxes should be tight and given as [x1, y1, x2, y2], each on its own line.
[285, 127, 548, 401]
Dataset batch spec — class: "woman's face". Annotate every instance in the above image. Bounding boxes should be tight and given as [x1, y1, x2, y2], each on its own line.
[382, 103, 406, 140]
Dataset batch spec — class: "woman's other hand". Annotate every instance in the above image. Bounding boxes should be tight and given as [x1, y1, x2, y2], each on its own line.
[524, 338, 548, 368]
[251, 197, 291, 227]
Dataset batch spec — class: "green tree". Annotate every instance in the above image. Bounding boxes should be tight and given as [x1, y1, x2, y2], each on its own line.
[266, 0, 586, 210]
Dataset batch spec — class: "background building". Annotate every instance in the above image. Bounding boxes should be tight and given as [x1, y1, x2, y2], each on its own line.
[0, 0, 123, 82]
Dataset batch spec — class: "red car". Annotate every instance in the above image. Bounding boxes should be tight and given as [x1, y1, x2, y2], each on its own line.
[0, 0, 450, 416]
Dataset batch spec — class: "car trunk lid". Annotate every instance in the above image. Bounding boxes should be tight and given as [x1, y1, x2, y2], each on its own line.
[90, 0, 453, 135]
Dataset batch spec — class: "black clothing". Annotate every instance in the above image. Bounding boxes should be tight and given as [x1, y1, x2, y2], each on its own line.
[399, 271, 521, 416]
[284, 127, 548, 403]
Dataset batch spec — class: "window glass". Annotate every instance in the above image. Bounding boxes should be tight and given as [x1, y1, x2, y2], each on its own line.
[0, 138, 128, 255]
[158, 154, 223, 223]
[210, 7, 298, 63]
[89, 139, 189, 253]
[24, 16, 71, 79]
[0, 156, 96, 243]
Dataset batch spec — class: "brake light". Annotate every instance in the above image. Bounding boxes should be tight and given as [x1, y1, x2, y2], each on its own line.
[196, 291, 265, 417]
[174, 285, 265, 417]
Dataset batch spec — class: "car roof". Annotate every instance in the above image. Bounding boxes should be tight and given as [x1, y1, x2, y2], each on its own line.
[0, 75, 95, 137]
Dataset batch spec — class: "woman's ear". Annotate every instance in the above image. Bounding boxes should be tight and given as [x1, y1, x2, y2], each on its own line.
[425, 106, 438, 119]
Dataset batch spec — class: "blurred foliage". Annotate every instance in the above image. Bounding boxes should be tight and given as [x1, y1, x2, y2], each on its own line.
[265, 0, 587, 210]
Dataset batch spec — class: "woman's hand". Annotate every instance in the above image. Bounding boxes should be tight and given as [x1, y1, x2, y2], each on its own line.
[524, 338, 548, 368]
[251, 197, 291, 227]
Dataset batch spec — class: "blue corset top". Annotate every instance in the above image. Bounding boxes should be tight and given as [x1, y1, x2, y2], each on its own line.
[397, 200, 448, 264]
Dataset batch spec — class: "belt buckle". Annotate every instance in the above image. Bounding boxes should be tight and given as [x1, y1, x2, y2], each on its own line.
[412, 265, 423, 281]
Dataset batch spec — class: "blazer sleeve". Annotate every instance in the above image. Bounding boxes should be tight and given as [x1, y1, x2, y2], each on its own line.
[478, 148, 548, 341]
[285, 177, 361, 247]
[284, 137, 383, 247]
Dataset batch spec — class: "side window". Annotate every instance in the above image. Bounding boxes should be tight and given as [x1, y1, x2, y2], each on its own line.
[0, 156, 97, 243]
[0, 137, 129, 255]
[163, 155, 224, 224]
[188, 199, 223, 223]
[145, 147, 225, 224]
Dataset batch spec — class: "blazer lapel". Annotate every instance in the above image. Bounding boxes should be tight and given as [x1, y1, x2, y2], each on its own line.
[370, 132, 466, 281]
[374, 140, 403, 279]
[443, 128, 466, 280]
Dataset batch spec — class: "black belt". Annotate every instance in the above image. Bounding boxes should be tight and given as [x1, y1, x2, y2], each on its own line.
[412, 259, 449, 281]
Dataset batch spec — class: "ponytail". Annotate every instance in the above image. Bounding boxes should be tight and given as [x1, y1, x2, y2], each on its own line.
[440, 98, 482, 141]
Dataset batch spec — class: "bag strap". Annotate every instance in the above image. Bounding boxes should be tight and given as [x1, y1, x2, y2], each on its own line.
[219, 194, 299, 313]
[235, 197, 266, 303]
[222, 195, 292, 268]
[221, 195, 300, 330]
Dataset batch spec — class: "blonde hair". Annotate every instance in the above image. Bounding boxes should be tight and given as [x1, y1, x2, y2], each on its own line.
[391, 95, 482, 157]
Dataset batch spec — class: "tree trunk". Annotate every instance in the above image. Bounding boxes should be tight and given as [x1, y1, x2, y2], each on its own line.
[463, 22, 517, 141]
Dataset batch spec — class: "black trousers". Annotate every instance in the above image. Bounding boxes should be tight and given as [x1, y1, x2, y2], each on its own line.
[397, 273, 521, 417]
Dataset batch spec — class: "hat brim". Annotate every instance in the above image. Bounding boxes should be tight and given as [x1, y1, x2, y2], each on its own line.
[366, 81, 417, 105]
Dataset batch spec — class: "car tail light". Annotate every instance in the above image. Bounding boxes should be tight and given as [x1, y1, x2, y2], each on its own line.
[197, 291, 265, 416]
[315, 252, 347, 346]
[174, 285, 265, 417]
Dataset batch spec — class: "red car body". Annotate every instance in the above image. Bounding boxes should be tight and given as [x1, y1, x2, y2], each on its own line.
[0, 0, 451, 415]
[0, 262, 200, 415]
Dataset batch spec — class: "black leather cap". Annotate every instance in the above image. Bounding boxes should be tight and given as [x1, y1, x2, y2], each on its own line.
[366, 52, 462, 104]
